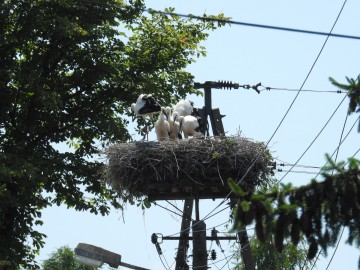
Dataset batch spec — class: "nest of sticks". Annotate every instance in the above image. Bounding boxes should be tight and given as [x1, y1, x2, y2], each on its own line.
[104, 136, 274, 201]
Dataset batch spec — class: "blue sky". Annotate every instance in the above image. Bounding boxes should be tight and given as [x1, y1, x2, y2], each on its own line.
[36, 1, 360, 269]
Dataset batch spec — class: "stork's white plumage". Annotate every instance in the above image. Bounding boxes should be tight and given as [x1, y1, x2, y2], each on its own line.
[131, 94, 162, 119]
[167, 110, 182, 140]
[178, 115, 201, 139]
[173, 99, 193, 117]
[155, 108, 170, 141]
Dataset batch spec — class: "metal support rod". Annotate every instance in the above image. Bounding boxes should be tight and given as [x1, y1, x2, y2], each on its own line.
[175, 200, 193, 270]
[162, 236, 237, 241]
[204, 84, 218, 136]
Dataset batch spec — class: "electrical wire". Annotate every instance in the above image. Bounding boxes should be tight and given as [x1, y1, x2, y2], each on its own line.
[275, 159, 323, 169]
[166, 200, 195, 222]
[144, 9, 360, 41]
[198, 3, 350, 268]
[162, 220, 232, 238]
[276, 169, 319, 175]
[203, 206, 231, 222]
[263, 87, 347, 94]
[325, 226, 346, 270]
[154, 201, 186, 220]
[276, 93, 347, 184]
[158, 252, 172, 270]
[310, 111, 350, 269]
[313, 115, 360, 179]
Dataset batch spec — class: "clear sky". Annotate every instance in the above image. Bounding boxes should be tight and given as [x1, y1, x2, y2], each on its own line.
[36, 0, 360, 269]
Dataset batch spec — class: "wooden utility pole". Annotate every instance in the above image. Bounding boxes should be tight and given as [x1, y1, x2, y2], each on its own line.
[192, 199, 207, 270]
[238, 230, 255, 270]
[194, 81, 255, 270]
[175, 200, 193, 270]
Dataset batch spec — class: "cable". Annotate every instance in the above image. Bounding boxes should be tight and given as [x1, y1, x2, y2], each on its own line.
[263, 87, 347, 94]
[154, 201, 185, 220]
[158, 253, 171, 270]
[276, 169, 319, 175]
[276, 93, 347, 184]
[166, 200, 195, 222]
[313, 115, 359, 179]
[162, 220, 232, 238]
[203, 206, 230, 222]
[144, 9, 360, 41]
[275, 159, 323, 169]
[325, 226, 346, 270]
[349, 147, 360, 160]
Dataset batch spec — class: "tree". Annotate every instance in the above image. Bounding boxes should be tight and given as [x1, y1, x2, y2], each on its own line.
[42, 246, 96, 270]
[0, 1, 228, 268]
[229, 75, 360, 268]
[234, 237, 311, 270]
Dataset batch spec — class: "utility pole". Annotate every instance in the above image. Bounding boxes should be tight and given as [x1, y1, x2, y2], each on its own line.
[194, 81, 256, 270]
[192, 199, 207, 270]
[175, 200, 193, 270]
[151, 81, 260, 270]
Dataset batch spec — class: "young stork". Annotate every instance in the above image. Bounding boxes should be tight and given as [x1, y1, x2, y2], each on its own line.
[131, 94, 162, 120]
[155, 107, 170, 141]
[167, 110, 182, 140]
[173, 99, 193, 117]
[178, 115, 202, 139]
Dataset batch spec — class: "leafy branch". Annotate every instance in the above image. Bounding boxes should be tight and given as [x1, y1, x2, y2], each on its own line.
[229, 155, 360, 260]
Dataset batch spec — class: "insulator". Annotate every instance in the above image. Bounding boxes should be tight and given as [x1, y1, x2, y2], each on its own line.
[211, 228, 217, 238]
[155, 242, 162, 255]
[151, 233, 158, 244]
[217, 80, 240, 90]
[211, 249, 217, 260]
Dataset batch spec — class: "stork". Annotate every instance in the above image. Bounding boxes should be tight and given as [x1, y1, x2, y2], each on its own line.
[167, 110, 182, 140]
[178, 115, 202, 139]
[155, 108, 170, 141]
[173, 99, 193, 117]
[131, 94, 162, 119]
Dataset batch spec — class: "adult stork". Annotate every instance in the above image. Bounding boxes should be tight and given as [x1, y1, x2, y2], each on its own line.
[131, 94, 162, 119]
[155, 108, 170, 141]
[178, 115, 202, 139]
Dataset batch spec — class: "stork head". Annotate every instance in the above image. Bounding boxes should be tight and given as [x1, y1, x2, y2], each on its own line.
[172, 111, 179, 122]
[178, 115, 185, 131]
[163, 107, 171, 120]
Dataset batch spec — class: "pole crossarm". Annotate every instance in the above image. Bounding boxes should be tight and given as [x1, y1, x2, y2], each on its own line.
[156, 235, 237, 241]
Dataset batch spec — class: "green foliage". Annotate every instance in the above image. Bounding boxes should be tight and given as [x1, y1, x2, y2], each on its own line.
[0, 0, 227, 268]
[234, 238, 311, 270]
[230, 156, 360, 261]
[42, 246, 96, 270]
[330, 75, 360, 130]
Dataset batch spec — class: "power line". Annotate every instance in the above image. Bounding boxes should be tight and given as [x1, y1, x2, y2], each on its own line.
[313, 115, 360, 179]
[154, 202, 185, 220]
[276, 94, 348, 184]
[263, 87, 347, 94]
[165, 200, 195, 222]
[144, 9, 360, 41]
[326, 226, 346, 269]
[276, 169, 319, 175]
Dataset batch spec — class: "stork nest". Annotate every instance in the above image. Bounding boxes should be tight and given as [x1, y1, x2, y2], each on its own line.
[104, 136, 274, 202]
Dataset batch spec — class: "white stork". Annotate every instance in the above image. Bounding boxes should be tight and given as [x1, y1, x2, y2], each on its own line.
[167, 110, 182, 140]
[155, 108, 170, 141]
[178, 115, 202, 139]
[131, 94, 162, 119]
[173, 99, 193, 117]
